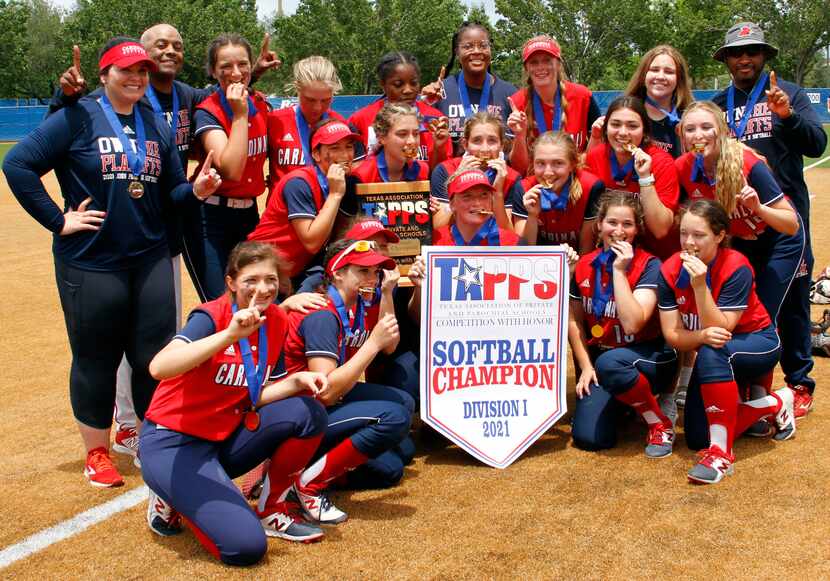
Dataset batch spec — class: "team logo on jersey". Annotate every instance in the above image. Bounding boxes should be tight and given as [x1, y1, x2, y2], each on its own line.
[282, 133, 294, 141]
[580, 278, 591, 288]
[677, 296, 686, 305]
[224, 345, 235, 356]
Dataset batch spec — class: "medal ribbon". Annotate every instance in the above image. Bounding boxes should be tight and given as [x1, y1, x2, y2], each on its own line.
[296, 106, 328, 166]
[591, 249, 616, 321]
[377, 149, 420, 182]
[645, 96, 680, 126]
[218, 85, 257, 120]
[450, 216, 500, 246]
[231, 303, 268, 408]
[145, 84, 179, 141]
[676, 255, 715, 290]
[314, 163, 330, 199]
[690, 154, 716, 187]
[609, 147, 638, 183]
[540, 176, 571, 212]
[99, 94, 146, 178]
[726, 72, 768, 140]
[458, 71, 492, 119]
[327, 286, 365, 363]
[532, 87, 561, 134]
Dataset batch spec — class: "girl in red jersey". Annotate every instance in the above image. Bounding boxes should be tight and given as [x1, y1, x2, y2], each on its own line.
[657, 200, 796, 484]
[584, 96, 679, 259]
[430, 111, 520, 231]
[569, 191, 677, 455]
[282, 239, 413, 525]
[432, 169, 521, 246]
[248, 119, 361, 283]
[140, 242, 330, 565]
[507, 35, 601, 174]
[512, 131, 605, 252]
[268, 56, 348, 186]
[352, 102, 431, 184]
[186, 34, 271, 301]
[347, 51, 451, 169]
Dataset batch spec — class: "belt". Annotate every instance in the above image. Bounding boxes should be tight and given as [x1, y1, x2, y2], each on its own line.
[204, 195, 255, 209]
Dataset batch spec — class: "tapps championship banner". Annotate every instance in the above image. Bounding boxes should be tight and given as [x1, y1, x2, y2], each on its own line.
[420, 246, 570, 468]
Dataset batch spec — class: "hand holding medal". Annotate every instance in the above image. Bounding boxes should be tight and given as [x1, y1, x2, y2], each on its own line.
[193, 150, 222, 201]
[680, 246, 707, 288]
[427, 115, 450, 147]
[225, 82, 249, 118]
[522, 185, 542, 217]
[609, 233, 633, 272]
[368, 313, 400, 352]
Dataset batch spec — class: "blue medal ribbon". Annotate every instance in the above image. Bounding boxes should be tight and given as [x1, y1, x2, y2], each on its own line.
[676, 254, 714, 290]
[540, 176, 571, 212]
[99, 94, 146, 178]
[450, 216, 500, 246]
[609, 147, 638, 184]
[145, 84, 179, 140]
[458, 71, 492, 119]
[531, 87, 561, 134]
[231, 303, 268, 408]
[327, 286, 365, 363]
[690, 154, 716, 187]
[645, 96, 679, 126]
[217, 85, 257, 120]
[726, 72, 768, 140]
[314, 163, 330, 199]
[591, 249, 616, 320]
[377, 148, 420, 182]
[296, 106, 328, 166]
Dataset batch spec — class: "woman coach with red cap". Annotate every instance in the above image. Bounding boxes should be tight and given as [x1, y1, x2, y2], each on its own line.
[282, 239, 414, 525]
[507, 35, 601, 175]
[2, 36, 221, 488]
[249, 119, 362, 284]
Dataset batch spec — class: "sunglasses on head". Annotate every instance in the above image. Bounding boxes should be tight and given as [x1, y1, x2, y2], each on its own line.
[329, 240, 376, 272]
[726, 45, 763, 58]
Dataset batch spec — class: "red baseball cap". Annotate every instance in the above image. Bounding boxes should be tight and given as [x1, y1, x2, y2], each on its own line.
[345, 219, 400, 243]
[447, 169, 495, 199]
[326, 240, 396, 275]
[98, 42, 158, 73]
[522, 37, 561, 62]
[311, 121, 362, 150]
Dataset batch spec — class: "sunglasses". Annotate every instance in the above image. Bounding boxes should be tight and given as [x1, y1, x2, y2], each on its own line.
[329, 240, 376, 272]
[725, 45, 763, 58]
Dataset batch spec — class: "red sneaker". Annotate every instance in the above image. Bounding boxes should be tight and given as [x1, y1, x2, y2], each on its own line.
[84, 447, 124, 488]
[113, 426, 139, 457]
[789, 385, 814, 419]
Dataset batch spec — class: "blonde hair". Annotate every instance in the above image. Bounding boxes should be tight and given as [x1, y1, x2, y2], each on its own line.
[679, 101, 761, 215]
[625, 45, 693, 111]
[463, 111, 505, 144]
[522, 35, 569, 151]
[373, 102, 419, 137]
[530, 131, 583, 204]
[286, 55, 342, 95]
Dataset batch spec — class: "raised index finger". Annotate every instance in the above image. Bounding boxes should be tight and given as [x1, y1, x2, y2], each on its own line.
[507, 96, 518, 113]
[249, 288, 261, 311]
[769, 70, 777, 89]
[73, 45, 81, 71]
[437, 65, 446, 82]
[260, 33, 271, 56]
[201, 150, 215, 175]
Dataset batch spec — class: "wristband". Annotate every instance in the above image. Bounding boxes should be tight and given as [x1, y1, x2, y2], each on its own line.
[638, 174, 655, 187]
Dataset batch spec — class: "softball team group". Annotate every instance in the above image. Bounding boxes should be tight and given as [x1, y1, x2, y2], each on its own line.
[3, 18, 826, 566]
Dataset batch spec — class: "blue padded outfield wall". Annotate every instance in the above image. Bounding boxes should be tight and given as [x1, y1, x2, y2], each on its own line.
[2, 89, 829, 141]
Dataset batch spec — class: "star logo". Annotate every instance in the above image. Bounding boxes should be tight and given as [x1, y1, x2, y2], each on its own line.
[453, 259, 483, 292]
[373, 205, 387, 220]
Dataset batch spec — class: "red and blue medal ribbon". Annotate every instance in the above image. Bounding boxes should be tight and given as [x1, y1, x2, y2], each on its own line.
[458, 71, 491, 119]
[609, 147, 638, 184]
[726, 72, 768, 140]
[99, 94, 146, 178]
[676, 255, 714, 289]
[145, 84, 179, 140]
[296, 106, 328, 165]
[540, 176, 571, 212]
[327, 286, 365, 363]
[377, 149, 421, 182]
[690, 154, 716, 186]
[590, 249, 616, 320]
[451, 216, 500, 246]
[218, 86, 257, 120]
[532, 87, 561, 134]
[645, 96, 679, 126]
[231, 303, 268, 409]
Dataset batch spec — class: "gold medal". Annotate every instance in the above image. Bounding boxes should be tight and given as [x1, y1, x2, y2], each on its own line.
[591, 324, 605, 338]
[128, 180, 144, 199]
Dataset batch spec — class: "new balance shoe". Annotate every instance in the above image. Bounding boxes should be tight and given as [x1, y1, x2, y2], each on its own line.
[772, 387, 796, 441]
[744, 418, 774, 438]
[789, 384, 814, 419]
[260, 503, 324, 543]
[146, 490, 182, 537]
[675, 388, 687, 409]
[292, 484, 348, 524]
[645, 424, 674, 458]
[113, 426, 139, 457]
[84, 447, 124, 488]
[687, 446, 734, 485]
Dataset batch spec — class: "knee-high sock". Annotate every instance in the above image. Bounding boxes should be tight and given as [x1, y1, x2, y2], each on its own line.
[614, 373, 671, 428]
[298, 438, 368, 495]
[259, 434, 322, 514]
[699, 380, 739, 453]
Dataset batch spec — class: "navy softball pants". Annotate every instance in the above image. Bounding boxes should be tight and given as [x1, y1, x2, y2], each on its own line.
[684, 325, 781, 450]
[139, 396, 326, 566]
[572, 341, 678, 451]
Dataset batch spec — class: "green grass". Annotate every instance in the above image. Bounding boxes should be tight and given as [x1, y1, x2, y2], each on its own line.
[804, 124, 830, 170]
[0, 142, 13, 166]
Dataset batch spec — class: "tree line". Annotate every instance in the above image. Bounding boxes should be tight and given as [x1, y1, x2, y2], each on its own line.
[1, 0, 828, 99]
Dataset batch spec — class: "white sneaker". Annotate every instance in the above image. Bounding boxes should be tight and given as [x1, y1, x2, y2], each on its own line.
[292, 484, 348, 524]
[146, 490, 182, 537]
[772, 387, 796, 441]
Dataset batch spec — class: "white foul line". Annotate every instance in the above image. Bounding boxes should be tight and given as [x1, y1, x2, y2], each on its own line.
[0, 485, 148, 570]
[804, 155, 830, 172]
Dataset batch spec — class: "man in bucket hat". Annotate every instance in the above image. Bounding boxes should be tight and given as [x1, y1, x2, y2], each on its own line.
[713, 21, 827, 420]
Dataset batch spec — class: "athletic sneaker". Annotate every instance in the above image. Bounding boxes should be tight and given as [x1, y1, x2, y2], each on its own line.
[789, 384, 814, 419]
[260, 503, 324, 543]
[644, 424, 674, 458]
[113, 426, 141, 468]
[292, 484, 348, 524]
[84, 447, 124, 488]
[675, 388, 687, 409]
[744, 418, 774, 438]
[772, 387, 797, 441]
[146, 490, 182, 537]
[687, 446, 734, 485]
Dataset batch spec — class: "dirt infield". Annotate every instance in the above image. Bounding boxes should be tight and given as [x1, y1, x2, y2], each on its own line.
[0, 168, 828, 579]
